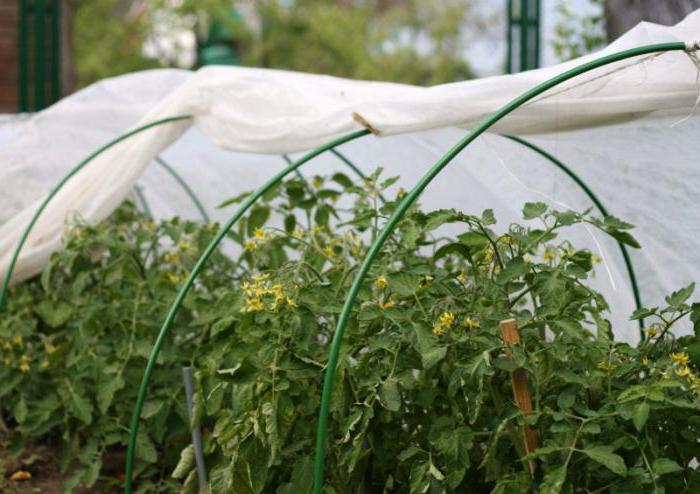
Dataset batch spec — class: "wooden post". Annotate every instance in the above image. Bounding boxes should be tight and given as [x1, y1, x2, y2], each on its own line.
[499, 318, 537, 474]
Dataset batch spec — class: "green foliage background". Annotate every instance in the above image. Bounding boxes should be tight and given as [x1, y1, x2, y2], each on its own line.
[72, 0, 475, 88]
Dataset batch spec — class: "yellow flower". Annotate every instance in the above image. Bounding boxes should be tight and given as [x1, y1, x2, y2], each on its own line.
[292, 230, 304, 239]
[591, 255, 603, 264]
[40, 360, 49, 370]
[241, 298, 265, 313]
[463, 317, 480, 330]
[379, 299, 396, 310]
[675, 365, 692, 378]
[322, 246, 335, 258]
[643, 326, 659, 337]
[641, 356, 649, 366]
[456, 273, 467, 282]
[177, 240, 195, 252]
[396, 188, 406, 199]
[142, 220, 155, 231]
[543, 248, 556, 262]
[670, 352, 689, 365]
[244, 241, 257, 251]
[432, 324, 446, 336]
[19, 362, 30, 373]
[165, 272, 186, 284]
[3, 341, 11, 350]
[375, 276, 389, 289]
[500, 235, 513, 245]
[418, 276, 434, 288]
[596, 361, 616, 372]
[286, 297, 298, 308]
[312, 176, 323, 188]
[252, 273, 270, 282]
[484, 248, 494, 263]
[439, 311, 455, 328]
[164, 252, 179, 263]
[254, 228, 267, 240]
[12, 336, 23, 347]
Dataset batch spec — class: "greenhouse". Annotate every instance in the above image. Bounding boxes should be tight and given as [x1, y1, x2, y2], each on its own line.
[1, 5, 700, 494]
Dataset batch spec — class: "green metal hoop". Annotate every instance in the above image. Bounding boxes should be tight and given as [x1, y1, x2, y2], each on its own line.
[312, 42, 688, 492]
[502, 134, 644, 334]
[0, 115, 193, 312]
[155, 156, 211, 223]
[123, 129, 370, 493]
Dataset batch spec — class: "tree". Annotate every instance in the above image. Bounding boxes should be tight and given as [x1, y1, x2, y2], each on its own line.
[604, 0, 700, 41]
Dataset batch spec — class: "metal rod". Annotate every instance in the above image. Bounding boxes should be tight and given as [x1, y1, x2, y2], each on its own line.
[502, 134, 644, 334]
[132, 185, 153, 220]
[312, 42, 688, 493]
[0, 115, 193, 312]
[182, 367, 207, 489]
[155, 157, 210, 223]
[34, 0, 46, 110]
[124, 129, 370, 494]
[51, 0, 61, 103]
[19, 0, 28, 112]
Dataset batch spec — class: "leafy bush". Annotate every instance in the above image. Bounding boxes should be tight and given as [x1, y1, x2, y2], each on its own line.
[184, 172, 700, 493]
[1, 171, 699, 493]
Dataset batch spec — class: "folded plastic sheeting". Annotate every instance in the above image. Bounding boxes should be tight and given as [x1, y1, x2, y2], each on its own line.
[1, 10, 700, 343]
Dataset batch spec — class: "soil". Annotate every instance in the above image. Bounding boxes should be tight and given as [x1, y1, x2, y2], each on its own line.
[0, 440, 123, 494]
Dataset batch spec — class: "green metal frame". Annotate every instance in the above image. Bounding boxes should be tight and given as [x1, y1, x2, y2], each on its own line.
[123, 129, 370, 493]
[0, 115, 192, 311]
[18, 0, 62, 112]
[311, 42, 687, 492]
[506, 0, 541, 74]
[155, 157, 211, 223]
[502, 134, 644, 333]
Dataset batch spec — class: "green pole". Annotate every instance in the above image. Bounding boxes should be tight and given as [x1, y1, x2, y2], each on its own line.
[155, 157, 211, 223]
[18, 0, 28, 112]
[0, 116, 192, 312]
[502, 134, 645, 335]
[34, 0, 46, 110]
[123, 129, 370, 494]
[50, 0, 61, 103]
[312, 42, 689, 493]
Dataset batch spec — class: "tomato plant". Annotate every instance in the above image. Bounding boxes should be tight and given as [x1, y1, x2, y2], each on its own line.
[1, 170, 699, 493]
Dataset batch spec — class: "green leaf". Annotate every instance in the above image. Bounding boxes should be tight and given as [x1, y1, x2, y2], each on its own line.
[379, 378, 401, 412]
[247, 205, 270, 236]
[216, 191, 252, 209]
[97, 374, 124, 414]
[605, 228, 640, 249]
[136, 431, 158, 463]
[496, 257, 530, 284]
[540, 465, 567, 494]
[652, 458, 683, 475]
[556, 386, 577, 410]
[14, 395, 27, 423]
[523, 202, 548, 219]
[632, 402, 649, 432]
[414, 323, 447, 370]
[172, 445, 195, 479]
[580, 446, 627, 476]
[34, 300, 74, 328]
[665, 283, 695, 308]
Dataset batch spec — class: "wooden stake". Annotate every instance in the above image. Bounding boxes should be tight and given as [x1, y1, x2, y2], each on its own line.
[499, 319, 537, 474]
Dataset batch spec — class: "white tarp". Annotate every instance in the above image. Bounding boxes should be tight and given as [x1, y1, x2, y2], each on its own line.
[1, 10, 700, 342]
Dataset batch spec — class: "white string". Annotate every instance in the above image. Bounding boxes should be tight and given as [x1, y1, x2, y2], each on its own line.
[481, 134, 617, 291]
[521, 52, 664, 108]
[670, 44, 700, 127]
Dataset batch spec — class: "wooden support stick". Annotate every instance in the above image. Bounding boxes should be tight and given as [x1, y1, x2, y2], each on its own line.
[499, 319, 537, 474]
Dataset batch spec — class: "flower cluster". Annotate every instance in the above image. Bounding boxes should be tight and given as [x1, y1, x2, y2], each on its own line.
[241, 273, 297, 313]
[433, 311, 455, 335]
[245, 228, 270, 251]
[669, 352, 700, 393]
